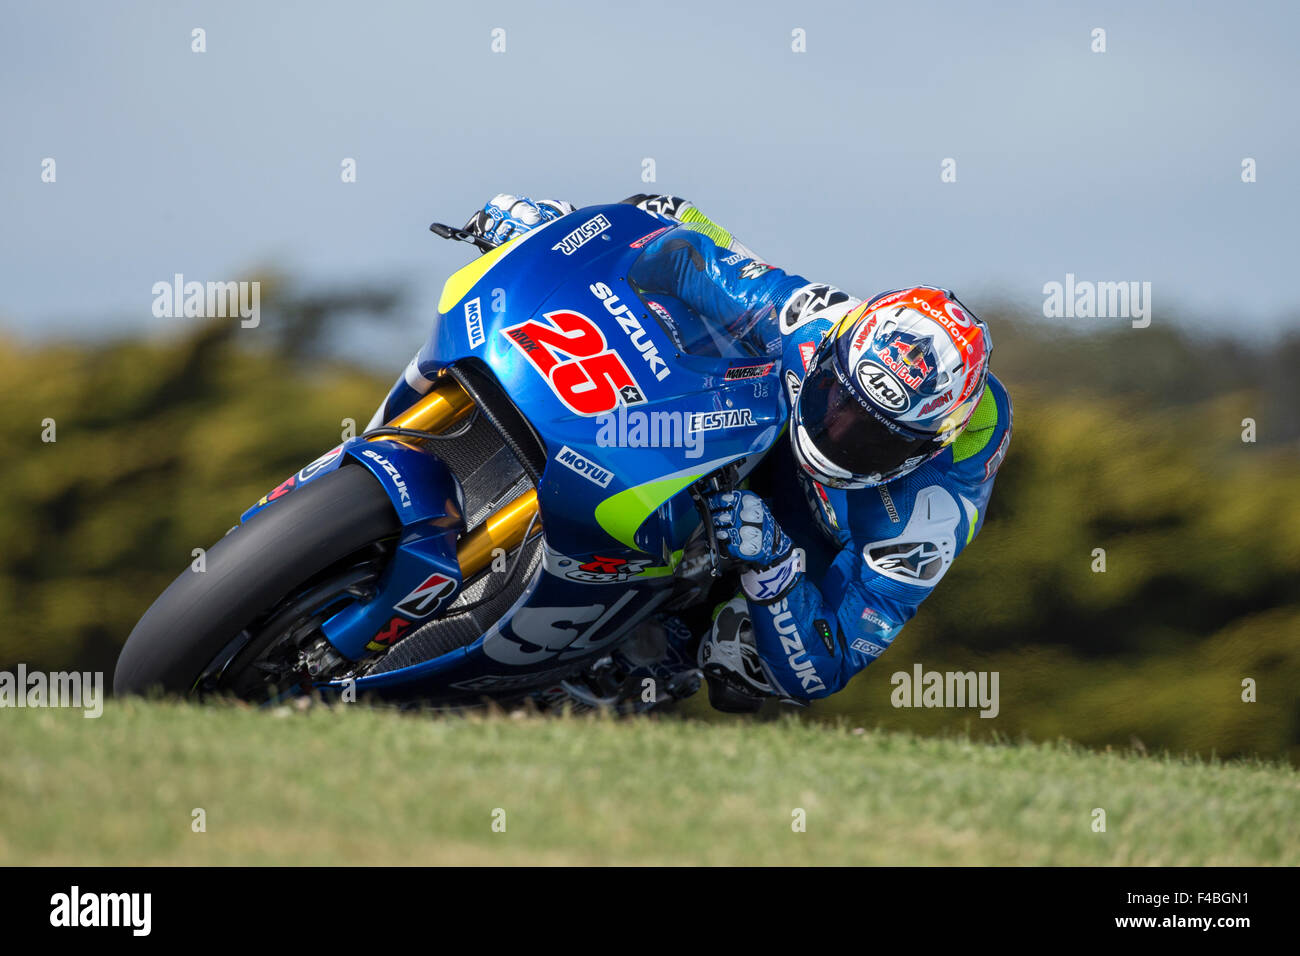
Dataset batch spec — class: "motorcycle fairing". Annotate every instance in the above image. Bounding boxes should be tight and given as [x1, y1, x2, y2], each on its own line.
[261, 205, 793, 701]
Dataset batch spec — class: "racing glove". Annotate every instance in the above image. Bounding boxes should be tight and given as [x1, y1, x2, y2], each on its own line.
[464, 194, 574, 248]
[705, 490, 806, 604]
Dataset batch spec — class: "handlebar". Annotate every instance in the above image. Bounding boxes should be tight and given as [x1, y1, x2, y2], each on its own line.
[429, 221, 499, 255]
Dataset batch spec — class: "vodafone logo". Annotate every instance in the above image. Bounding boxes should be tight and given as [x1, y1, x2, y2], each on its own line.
[910, 296, 977, 354]
[910, 295, 970, 327]
[910, 296, 952, 323]
[869, 289, 909, 309]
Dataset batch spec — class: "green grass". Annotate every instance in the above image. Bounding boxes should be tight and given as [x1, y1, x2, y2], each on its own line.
[1, 701, 1297, 865]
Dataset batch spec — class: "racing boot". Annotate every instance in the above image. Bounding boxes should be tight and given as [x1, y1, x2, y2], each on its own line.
[697, 595, 774, 714]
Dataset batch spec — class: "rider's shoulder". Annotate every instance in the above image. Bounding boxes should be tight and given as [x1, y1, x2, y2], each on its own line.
[935, 373, 1013, 486]
[778, 283, 860, 341]
[826, 375, 1012, 525]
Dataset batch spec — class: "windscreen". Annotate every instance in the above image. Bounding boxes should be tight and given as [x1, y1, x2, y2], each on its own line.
[627, 243, 782, 361]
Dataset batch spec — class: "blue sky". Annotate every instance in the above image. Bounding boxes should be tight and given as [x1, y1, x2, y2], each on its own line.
[3, 0, 1297, 364]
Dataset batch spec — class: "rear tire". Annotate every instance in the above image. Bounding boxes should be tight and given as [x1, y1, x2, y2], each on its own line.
[113, 464, 400, 696]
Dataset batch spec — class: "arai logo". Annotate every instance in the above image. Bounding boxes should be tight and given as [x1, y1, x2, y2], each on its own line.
[855, 361, 910, 411]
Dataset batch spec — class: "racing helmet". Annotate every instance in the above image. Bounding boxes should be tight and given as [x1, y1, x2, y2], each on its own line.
[790, 286, 992, 489]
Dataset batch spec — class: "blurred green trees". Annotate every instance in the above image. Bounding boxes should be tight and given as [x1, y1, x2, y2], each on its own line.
[0, 293, 1296, 761]
[0, 279, 398, 678]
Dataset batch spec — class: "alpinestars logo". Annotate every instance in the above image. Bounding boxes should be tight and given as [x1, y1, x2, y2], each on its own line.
[744, 548, 804, 601]
[552, 214, 611, 255]
[779, 283, 853, 334]
[768, 598, 827, 695]
[798, 284, 849, 314]
[866, 542, 945, 581]
[638, 195, 685, 218]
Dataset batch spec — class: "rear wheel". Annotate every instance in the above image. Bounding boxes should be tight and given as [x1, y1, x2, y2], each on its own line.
[113, 464, 401, 698]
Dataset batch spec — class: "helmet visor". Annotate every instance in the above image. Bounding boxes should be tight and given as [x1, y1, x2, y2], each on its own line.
[796, 340, 935, 482]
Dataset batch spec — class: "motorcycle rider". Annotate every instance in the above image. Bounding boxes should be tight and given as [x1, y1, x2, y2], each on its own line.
[404, 193, 1014, 712]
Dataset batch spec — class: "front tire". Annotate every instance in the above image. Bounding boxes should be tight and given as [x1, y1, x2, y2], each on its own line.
[113, 464, 401, 697]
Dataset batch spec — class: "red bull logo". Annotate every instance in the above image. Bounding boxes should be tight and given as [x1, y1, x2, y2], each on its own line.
[875, 338, 931, 388]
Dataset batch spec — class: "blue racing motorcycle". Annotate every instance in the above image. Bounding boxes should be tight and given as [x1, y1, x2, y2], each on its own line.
[114, 204, 788, 707]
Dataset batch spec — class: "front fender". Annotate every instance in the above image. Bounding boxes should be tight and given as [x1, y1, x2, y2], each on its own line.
[241, 438, 465, 530]
[346, 440, 465, 529]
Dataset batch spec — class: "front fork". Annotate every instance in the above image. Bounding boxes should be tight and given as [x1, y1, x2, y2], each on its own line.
[381, 376, 541, 580]
[314, 376, 544, 664]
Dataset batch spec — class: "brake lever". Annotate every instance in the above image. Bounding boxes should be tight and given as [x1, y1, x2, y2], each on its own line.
[429, 221, 499, 255]
[688, 461, 742, 578]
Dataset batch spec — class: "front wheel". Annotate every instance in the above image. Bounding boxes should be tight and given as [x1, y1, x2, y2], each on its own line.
[113, 464, 401, 698]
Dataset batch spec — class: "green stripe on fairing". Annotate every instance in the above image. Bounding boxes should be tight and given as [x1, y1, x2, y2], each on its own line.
[638, 550, 684, 576]
[594, 473, 702, 551]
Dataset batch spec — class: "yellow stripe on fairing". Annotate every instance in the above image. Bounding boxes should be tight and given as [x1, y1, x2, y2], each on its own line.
[437, 238, 517, 315]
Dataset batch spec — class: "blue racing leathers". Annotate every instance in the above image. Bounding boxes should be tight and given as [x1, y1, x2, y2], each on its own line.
[623, 194, 1014, 701]
[744, 384, 1011, 699]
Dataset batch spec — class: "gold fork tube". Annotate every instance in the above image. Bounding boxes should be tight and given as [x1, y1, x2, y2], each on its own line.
[378, 377, 476, 434]
[376, 377, 541, 579]
[456, 488, 541, 578]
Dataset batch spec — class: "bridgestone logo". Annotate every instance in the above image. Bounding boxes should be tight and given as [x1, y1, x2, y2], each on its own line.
[551, 214, 611, 256]
[555, 445, 613, 488]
